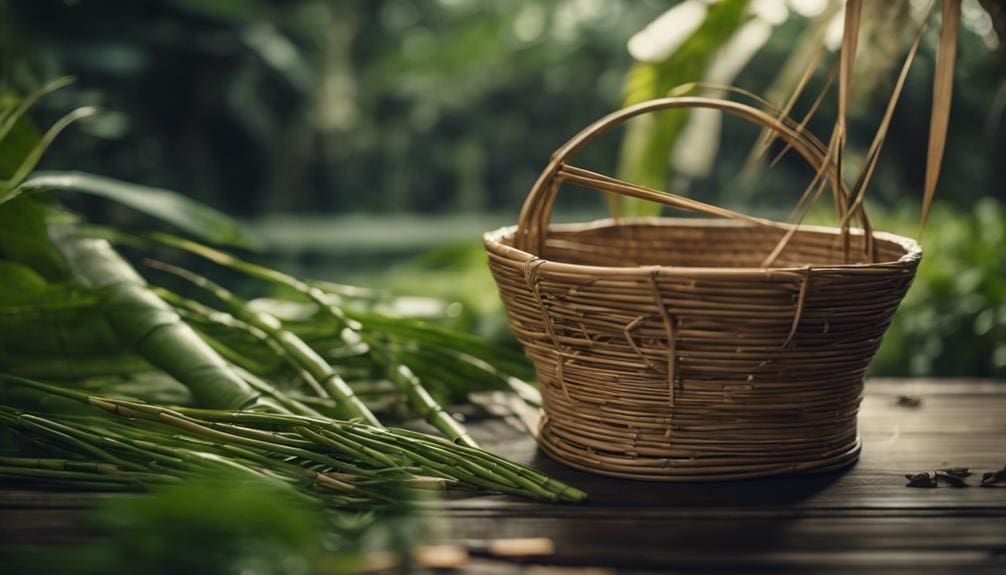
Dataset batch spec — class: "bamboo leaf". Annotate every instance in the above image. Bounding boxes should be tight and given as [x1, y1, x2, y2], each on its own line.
[0, 107, 98, 195]
[0, 260, 90, 310]
[0, 196, 69, 281]
[0, 260, 47, 297]
[18, 171, 254, 248]
[0, 77, 75, 150]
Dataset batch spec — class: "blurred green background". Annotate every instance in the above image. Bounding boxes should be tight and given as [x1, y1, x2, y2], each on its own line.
[5, 0, 1005, 377]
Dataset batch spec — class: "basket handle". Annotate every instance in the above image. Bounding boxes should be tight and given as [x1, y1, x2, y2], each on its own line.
[514, 96, 850, 255]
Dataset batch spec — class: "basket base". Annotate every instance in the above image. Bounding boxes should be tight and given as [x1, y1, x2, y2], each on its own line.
[537, 421, 862, 482]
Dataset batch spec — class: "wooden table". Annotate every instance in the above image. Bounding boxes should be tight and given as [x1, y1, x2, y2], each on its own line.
[3, 379, 1005, 574]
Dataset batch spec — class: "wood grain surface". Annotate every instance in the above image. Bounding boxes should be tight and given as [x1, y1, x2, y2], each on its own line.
[2, 378, 1005, 574]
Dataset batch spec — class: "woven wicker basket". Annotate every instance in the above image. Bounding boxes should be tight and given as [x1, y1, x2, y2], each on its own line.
[484, 97, 921, 481]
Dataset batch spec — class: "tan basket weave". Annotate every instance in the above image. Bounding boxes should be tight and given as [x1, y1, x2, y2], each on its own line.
[484, 97, 921, 481]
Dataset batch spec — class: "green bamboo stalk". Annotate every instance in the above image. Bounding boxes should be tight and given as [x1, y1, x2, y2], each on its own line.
[0, 409, 147, 472]
[182, 437, 357, 492]
[6, 408, 379, 501]
[79, 417, 380, 495]
[260, 414, 581, 501]
[394, 428, 585, 502]
[94, 395, 585, 502]
[0, 465, 174, 485]
[158, 287, 314, 384]
[86, 398, 382, 477]
[296, 426, 398, 469]
[348, 311, 536, 380]
[2, 388, 403, 512]
[0, 456, 120, 474]
[48, 231, 281, 412]
[145, 259, 380, 426]
[232, 366, 326, 418]
[18, 414, 196, 477]
[7, 424, 360, 502]
[385, 363, 477, 448]
[4, 378, 584, 502]
[142, 234, 475, 445]
[189, 328, 278, 378]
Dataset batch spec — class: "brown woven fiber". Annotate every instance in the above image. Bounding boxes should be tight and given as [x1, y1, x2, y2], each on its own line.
[484, 97, 922, 481]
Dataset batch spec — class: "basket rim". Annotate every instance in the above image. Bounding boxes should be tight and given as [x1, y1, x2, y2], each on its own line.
[484, 217, 922, 277]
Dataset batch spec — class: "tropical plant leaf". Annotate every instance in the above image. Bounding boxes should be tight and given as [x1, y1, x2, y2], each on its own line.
[18, 171, 254, 248]
[0, 87, 75, 281]
[672, 15, 778, 181]
[0, 107, 98, 194]
[0, 260, 93, 312]
[0, 260, 47, 297]
[0, 196, 69, 281]
[616, 0, 750, 217]
[0, 94, 41, 182]
[0, 77, 75, 152]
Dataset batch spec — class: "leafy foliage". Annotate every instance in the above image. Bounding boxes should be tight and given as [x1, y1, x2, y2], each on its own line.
[96, 473, 327, 575]
[22, 172, 255, 247]
[1, 469, 430, 575]
[616, 0, 750, 216]
[8, 0, 663, 215]
[0, 80, 578, 521]
[0, 196, 68, 281]
[871, 199, 1006, 377]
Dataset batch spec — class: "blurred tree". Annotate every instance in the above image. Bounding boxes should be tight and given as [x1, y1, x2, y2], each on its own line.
[614, 0, 1005, 221]
[4, 0, 1002, 221]
[4, 0, 664, 218]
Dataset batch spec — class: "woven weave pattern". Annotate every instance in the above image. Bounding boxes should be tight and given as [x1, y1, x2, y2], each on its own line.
[486, 219, 919, 480]
[483, 96, 925, 480]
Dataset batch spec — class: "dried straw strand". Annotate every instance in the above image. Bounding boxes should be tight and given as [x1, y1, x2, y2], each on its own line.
[920, 0, 961, 237]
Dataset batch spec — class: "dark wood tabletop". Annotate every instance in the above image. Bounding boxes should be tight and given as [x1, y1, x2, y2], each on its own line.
[3, 378, 1005, 574]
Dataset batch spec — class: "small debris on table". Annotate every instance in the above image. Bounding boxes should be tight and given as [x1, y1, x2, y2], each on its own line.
[981, 465, 1006, 487]
[938, 467, 971, 479]
[895, 395, 922, 408]
[904, 466, 1006, 488]
[905, 472, 938, 488]
[935, 470, 969, 487]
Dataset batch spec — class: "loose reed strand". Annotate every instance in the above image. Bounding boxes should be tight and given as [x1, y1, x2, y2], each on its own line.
[920, 0, 961, 237]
